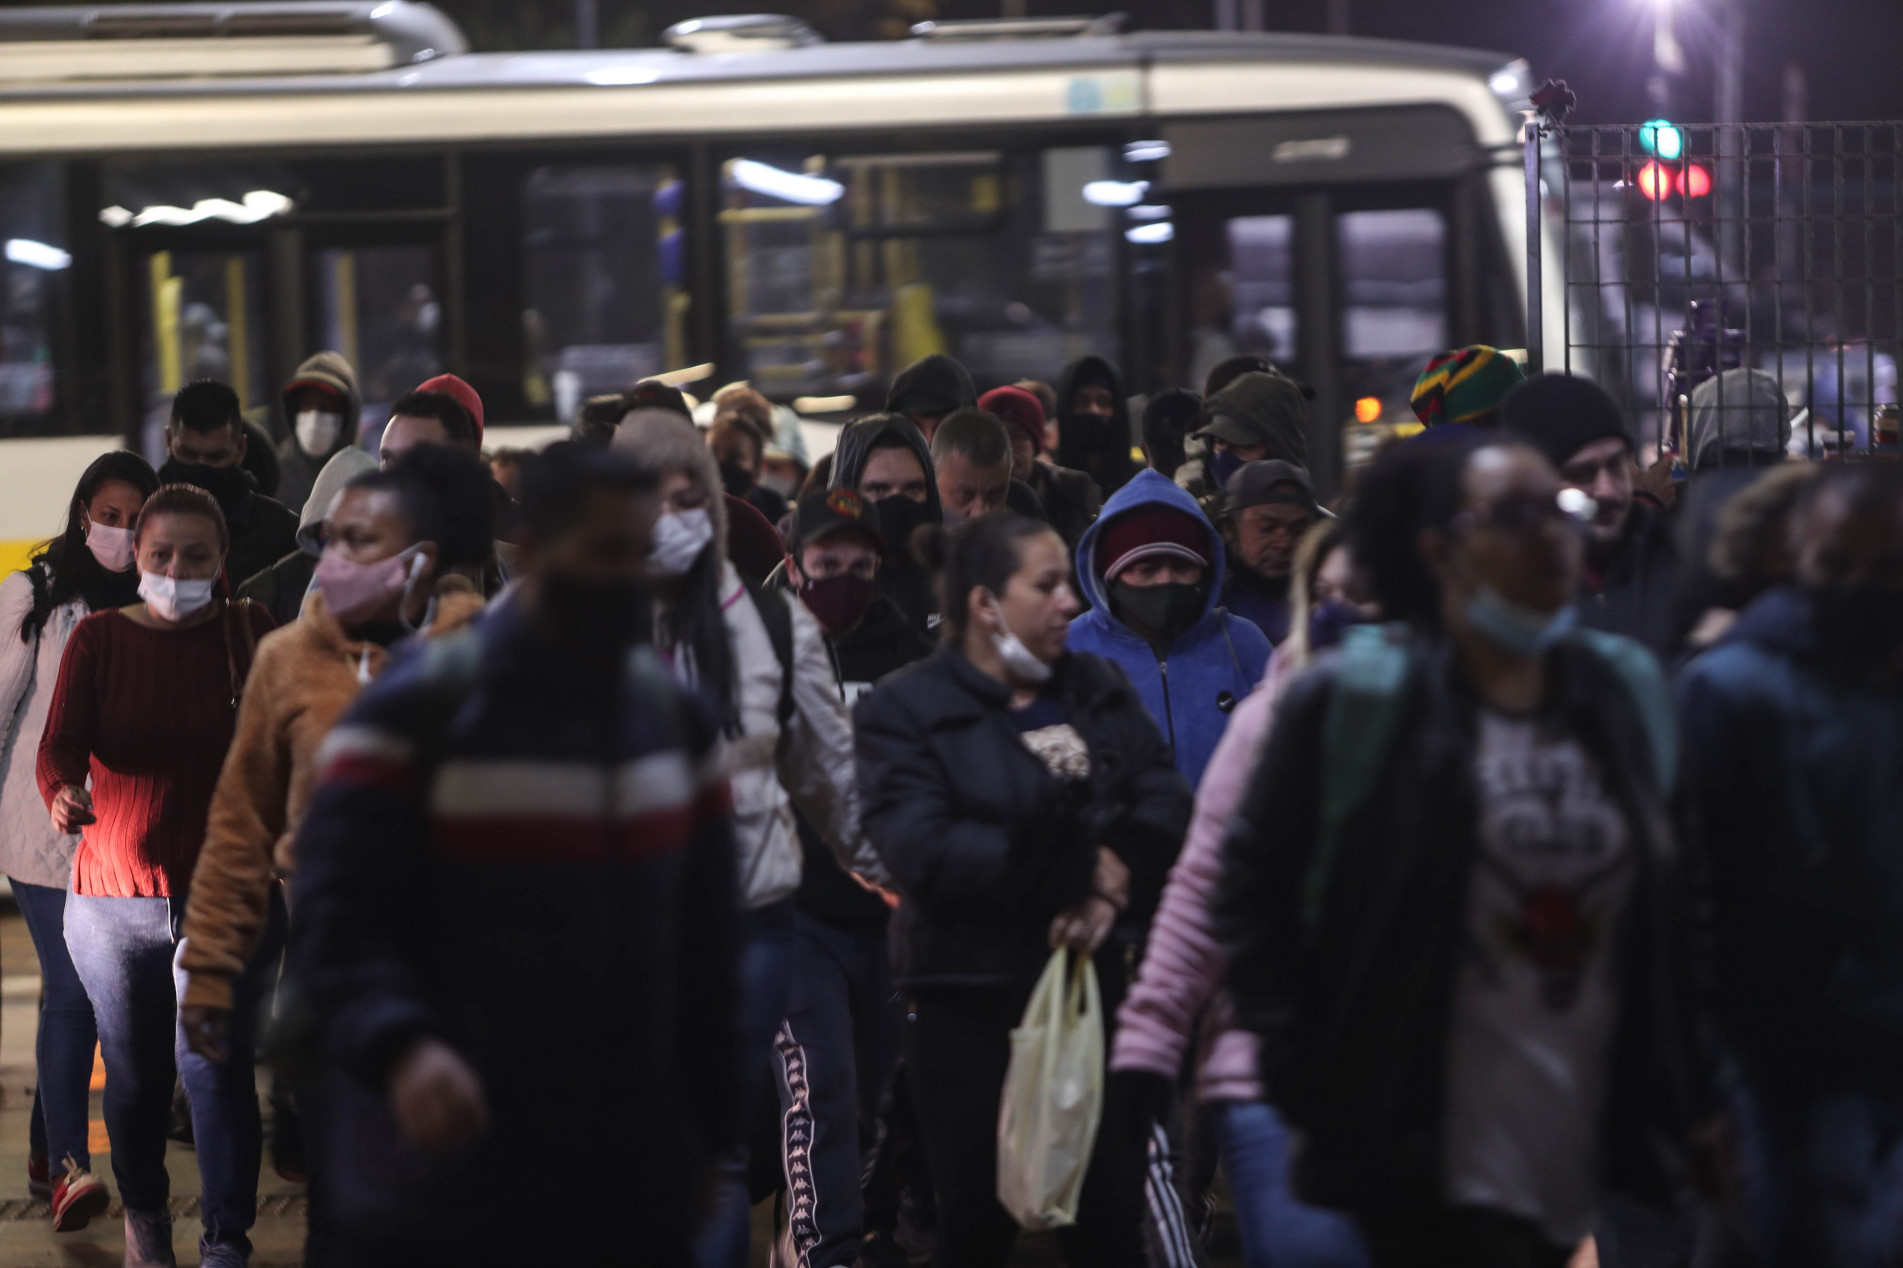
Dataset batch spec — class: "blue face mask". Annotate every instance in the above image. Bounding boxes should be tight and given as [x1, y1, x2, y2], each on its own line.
[1306, 598, 1373, 651]
[1209, 448, 1246, 494]
[1463, 586, 1576, 658]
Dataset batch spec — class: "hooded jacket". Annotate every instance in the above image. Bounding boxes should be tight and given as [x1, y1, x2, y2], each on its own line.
[179, 579, 485, 1011]
[1055, 355, 1139, 496]
[275, 352, 363, 517]
[1678, 586, 1903, 1095]
[829, 415, 942, 636]
[885, 354, 976, 422]
[237, 446, 378, 628]
[1066, 469, 1273, 788]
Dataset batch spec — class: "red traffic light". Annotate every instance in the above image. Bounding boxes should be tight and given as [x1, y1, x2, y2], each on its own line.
[1677, 163, 1712, 198]
[1634, 160, 1712, 200]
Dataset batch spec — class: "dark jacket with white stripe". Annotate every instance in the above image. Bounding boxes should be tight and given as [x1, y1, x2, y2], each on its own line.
[288, 602, 739, 1249]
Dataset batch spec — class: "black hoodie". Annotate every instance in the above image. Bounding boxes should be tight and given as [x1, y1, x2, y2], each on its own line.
[829, 416, 943, 637]
[885, 354, 976, 422]
[1055, 354, 1138, 497]
[797, 593, 935, 926]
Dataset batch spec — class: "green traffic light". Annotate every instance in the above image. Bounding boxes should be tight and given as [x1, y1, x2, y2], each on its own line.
[1640, 119, 1684, 161]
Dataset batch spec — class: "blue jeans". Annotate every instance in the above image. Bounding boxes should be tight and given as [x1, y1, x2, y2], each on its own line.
[697, 896, 796, 1268]
[65, 891, 284, 1253]
[1216, 1100, 1370, 1268]
[774, 911, 901, 1268]
[9, 878, 98, 1174]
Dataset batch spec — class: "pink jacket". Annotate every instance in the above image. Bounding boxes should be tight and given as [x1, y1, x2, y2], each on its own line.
[1111, 651, 1298, 1102]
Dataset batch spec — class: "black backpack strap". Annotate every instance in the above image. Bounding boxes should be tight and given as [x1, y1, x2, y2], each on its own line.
[744, 577, 797, 732]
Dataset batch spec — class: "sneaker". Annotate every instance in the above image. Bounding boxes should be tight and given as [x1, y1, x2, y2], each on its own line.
[27, 1152, 50, 1200]
[50, 1159, 109, 1232]
[123, 1209, 177, 1268]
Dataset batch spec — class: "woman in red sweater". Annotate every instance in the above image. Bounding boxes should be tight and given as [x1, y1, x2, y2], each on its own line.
[38, 483, 275, 1268]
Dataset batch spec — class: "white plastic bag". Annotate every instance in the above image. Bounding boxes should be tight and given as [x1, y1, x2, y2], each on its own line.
[996, 948, 1104, 1230]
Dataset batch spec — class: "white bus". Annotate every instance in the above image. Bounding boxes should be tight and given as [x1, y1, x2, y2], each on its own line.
[0, 2, 1551, 567]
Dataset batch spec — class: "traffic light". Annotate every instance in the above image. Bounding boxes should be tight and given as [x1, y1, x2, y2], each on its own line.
[1636, 161, 1672, 200]
[1677, 164, 1713, 198]
[1639, 119, 1684, 161]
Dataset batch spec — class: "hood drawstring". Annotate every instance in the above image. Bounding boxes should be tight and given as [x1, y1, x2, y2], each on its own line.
[356, 644, 373, 685]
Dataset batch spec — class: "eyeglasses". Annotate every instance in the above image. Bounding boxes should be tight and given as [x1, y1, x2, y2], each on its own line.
[1457, 488, 1597, 536]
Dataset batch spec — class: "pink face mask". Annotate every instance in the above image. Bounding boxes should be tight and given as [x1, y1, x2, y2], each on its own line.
[315, 545, 426, 628]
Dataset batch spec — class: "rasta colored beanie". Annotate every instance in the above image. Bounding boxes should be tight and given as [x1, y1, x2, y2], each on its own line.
[1410, 346, 1526, 427]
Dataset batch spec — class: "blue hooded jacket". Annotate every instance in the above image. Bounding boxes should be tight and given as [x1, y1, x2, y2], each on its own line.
[1067, 468, 1272, 787]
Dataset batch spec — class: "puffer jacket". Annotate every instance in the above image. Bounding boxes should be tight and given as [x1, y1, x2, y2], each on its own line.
[1067, 469, 1272, 787]
[274, 351, 363, 517]
[179, 579, 485, 1011]
[694, 558, 870, 910]
[0, 570, 84, 889]
[855, 645, 1191, 988]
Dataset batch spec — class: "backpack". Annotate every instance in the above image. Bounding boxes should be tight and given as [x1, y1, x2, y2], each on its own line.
[1301, 622, 1677, 932]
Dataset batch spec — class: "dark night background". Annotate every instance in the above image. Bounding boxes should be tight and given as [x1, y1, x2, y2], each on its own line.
[403, 0, 1902, 126]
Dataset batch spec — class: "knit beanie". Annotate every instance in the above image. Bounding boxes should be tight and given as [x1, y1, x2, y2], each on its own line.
[1096, 507, 1211, 582]
[1499, 374, 1629, 469]
[416, 374, 485, 448]
[1411, 346, 1525, 427]
[978, 386, 1046, 454]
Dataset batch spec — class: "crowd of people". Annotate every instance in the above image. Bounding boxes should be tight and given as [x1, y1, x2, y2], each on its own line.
[0, 335, 1895, 1268]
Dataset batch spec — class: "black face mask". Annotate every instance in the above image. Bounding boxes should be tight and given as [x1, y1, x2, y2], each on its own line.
[1066, 412, 1117, 454]
[159, 458, 251, 515]
[539, 571, 651, 656]
[719, 459, 755, 498]
[1110, 580, 1207, 640]
[1811, 583, 1903, 669]
[872, 495, 935, 566]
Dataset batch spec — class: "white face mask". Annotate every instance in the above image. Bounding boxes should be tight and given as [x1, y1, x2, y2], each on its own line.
[648, 508, 715, 579]
[295, 410, 344, 458]
[138, 571, 217, 622]
[988, 597, 1052, 685]
[85, 522, 136, 573]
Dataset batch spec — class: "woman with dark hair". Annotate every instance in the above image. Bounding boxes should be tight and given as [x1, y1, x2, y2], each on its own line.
[37, 484, 276, 1268]
[1213, 434, 1706, 1267]
[853, 513, 1191, 1266]
[612, 409, 871, 1268]
[0, 450, 157, 1229]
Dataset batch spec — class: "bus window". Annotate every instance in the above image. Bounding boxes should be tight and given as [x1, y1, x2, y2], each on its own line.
[522, 164, 682, 422]
[721, 146, 1119, 399]
[1190, 214, 1296, 393]
[139, 248, 269, 423]
[1337, 207, 1448, 418]
[311, 244, 444, 426]
[0, 164, 63, 437]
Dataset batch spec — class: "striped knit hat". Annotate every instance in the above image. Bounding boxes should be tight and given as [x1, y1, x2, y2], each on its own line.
[1410, 346, 1526, 427]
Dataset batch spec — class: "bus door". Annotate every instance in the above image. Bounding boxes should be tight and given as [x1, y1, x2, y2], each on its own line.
[1152, 107, 1516, 498]
[104, 154, 453, 456]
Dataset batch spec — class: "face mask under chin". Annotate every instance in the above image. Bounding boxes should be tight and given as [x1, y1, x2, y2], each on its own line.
[1462, 584, 1576, 659]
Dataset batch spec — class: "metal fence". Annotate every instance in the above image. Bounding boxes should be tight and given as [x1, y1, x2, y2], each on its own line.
[1537, 119, 1901, 462]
